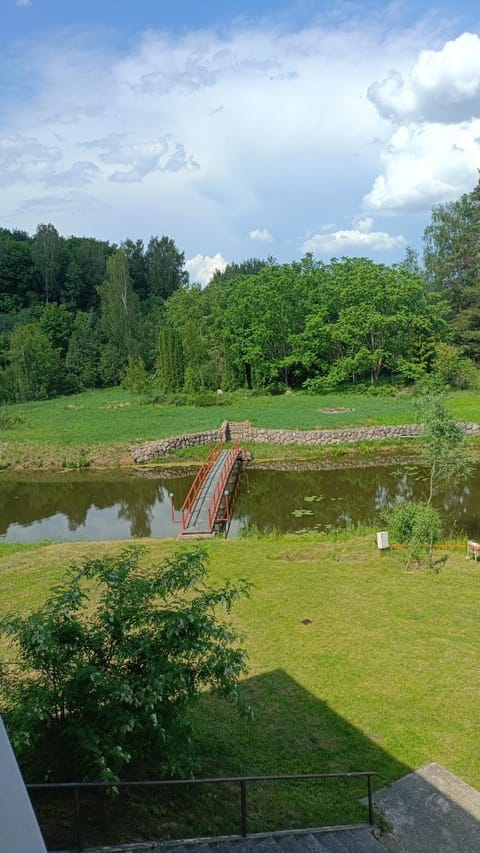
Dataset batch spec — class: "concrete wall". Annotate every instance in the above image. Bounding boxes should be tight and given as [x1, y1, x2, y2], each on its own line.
[0, 717, 47, 853]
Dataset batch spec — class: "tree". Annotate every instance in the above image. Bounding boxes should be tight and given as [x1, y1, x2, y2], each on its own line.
[0, 228, 39, 311]
[98, 250, 142, 384]
[423, 180, 480, 360]
[39, 303, 75, 359]
[156, 327, 185, 392]
[145, 236, 188, 303]
[388, 500, 443, 570]
[122, 238, 148, 301]
[65, 311, 100, 390]
[418, 394, 472, 505]
[62, 236, 112, 311]
[430, 342, 478, 390]
[0, 548, 249, 782]
[121, 355, 151, 394]
[31, 223, 63, 305]
[388, 395, 471, 569]
[7, 322, 64, 400]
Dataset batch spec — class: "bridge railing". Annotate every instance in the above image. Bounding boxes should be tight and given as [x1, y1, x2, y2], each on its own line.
[172, 443, 223, 530]
[27, 769, 379, 851]
[207, 441, 240, 531]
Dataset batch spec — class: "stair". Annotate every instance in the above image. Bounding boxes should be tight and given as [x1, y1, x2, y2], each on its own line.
[89, 828, 388, 853]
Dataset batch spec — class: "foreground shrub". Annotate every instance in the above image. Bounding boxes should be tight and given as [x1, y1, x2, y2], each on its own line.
[0, 548, 249, 782]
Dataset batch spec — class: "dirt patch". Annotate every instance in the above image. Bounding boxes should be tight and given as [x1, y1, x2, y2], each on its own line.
[319, 407, 353, 414]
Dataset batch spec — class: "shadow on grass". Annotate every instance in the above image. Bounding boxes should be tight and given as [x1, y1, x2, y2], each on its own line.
[31, 669, 413, 850]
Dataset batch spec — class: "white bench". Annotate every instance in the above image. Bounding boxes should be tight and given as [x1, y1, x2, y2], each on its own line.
[467, 540, 480, 561]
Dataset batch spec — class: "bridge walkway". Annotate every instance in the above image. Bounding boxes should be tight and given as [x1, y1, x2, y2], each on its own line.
[171, 443, 242, 538]
[184, 450, 232, 535]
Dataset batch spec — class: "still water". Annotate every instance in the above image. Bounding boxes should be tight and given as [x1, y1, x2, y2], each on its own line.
[1, 461, 479, 543]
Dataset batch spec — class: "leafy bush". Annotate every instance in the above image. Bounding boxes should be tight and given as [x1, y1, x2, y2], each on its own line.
[388, 500, 442, 568]
[431, 343, 479, 390]
[389, 501, 442, 546]
[0, 406, 25, 429]
[0, 548, 249, 782]
[152, 391, 231, 407]
[121, 356, 152, 395]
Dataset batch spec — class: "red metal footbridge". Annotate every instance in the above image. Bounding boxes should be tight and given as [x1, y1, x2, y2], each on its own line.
[170, 442, 243, 538]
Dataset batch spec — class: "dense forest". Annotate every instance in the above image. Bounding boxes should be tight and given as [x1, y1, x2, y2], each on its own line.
[0, 181, 479, 403]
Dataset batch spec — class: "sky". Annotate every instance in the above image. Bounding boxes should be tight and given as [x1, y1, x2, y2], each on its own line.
[2, 0, 480, 284]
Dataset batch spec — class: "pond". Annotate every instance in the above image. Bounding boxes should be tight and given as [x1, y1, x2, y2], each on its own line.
[1, 460, 479, 543]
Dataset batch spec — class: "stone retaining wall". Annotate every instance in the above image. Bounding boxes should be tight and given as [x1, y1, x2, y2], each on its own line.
[130, 420, 480, 464]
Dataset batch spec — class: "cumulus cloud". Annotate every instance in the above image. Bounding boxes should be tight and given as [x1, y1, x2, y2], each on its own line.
[302, 218, 405, 255]
[368, 33, 480, 124]
[364, 120, 480, 211]
[185, 253, 227, 286]
[1, 16, 466, 253]
[249, 227, 273, 242]
[365, 32, 480, 212]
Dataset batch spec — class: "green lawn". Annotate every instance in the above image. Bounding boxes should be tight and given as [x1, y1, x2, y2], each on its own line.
[0, 387, 478, 468]
[1, 535, 479, 846]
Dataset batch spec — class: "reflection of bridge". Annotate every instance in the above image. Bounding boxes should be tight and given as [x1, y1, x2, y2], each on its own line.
[170, 442, 243, 538]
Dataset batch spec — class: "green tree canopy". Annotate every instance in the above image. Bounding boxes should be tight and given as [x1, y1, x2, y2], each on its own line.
[423, 180, 480, 360]
[0, 548, 249, 782]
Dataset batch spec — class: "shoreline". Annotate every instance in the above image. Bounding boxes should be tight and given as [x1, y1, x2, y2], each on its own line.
[0, 433, 479, 473]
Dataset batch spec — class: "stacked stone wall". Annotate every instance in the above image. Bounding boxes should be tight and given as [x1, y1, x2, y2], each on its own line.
[130, 421, 480, 464]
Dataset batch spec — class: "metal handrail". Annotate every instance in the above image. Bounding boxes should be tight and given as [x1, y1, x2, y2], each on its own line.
[27, 769, 379, 852]
[207, 441, 240, 530]
[170, 443, 223, 530]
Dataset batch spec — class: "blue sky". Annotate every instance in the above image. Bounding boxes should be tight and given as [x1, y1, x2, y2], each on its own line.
[2, 0, 480, 283]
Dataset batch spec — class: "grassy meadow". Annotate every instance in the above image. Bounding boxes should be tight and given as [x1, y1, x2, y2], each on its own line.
[0, 386, 479, 469]
[1, 534, 479, 846]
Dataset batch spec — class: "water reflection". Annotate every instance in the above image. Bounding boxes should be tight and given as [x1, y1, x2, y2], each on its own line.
[1, 462, 479, 543]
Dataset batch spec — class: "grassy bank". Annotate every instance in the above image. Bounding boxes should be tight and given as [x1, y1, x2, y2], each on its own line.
[1, 535, 479, 846]
[0, 387, 479, 470]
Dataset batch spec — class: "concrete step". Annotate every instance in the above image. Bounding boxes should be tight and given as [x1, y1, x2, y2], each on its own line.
[145, 830, 388, 853]
[373, 762, 480, 853]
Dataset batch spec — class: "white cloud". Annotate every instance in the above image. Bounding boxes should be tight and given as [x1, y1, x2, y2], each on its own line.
[303, 219, 405, 255]
[45, 161, 99, 188]
[0, 135, 61, 187]
[16, 191, 108, 216]
[368, 33, 480, 124]
[365, 32, 480, 213]
[185, 253, 227, 286]
[353, 216, 374, 233]
[364, 120, 480, 211]
[1, 16, 471, 254]
[81, 134, 199, 182]
[249, 227, 273, 242]
[16, 0, 32, 6]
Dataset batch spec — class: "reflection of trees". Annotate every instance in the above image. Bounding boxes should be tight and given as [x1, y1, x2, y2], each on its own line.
[117, 482, 164, 538]
[1, 464, 479, 541]
[0, 474, 189, 541]
[234, 464, 480, 537]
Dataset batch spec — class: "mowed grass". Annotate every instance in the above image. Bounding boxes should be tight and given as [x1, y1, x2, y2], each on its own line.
[1, 535, 479, 844]
[0, 387, 479, 468]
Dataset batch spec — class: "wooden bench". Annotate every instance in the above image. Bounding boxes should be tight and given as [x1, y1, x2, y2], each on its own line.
[467, 540, 480, 561]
